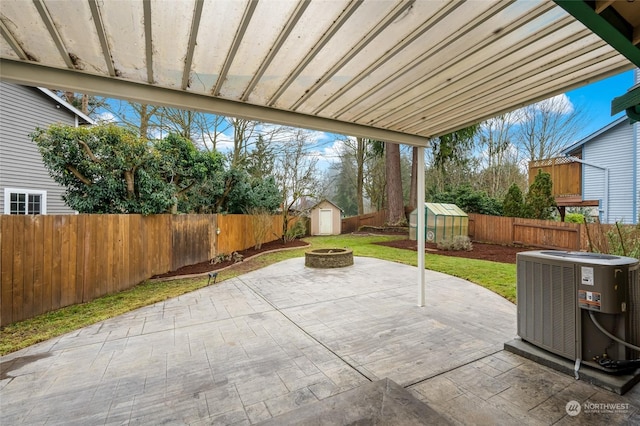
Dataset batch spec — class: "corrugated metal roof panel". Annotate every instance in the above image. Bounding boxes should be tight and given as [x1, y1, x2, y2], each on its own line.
[0, 0, 635, 145]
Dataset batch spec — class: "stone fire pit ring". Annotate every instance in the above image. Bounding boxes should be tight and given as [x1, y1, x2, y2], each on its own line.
[305, 248, 354, 268]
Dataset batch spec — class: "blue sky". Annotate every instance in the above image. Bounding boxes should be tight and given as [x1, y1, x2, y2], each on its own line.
[565, 69, 635, 142]
[97, 68, 637, 169]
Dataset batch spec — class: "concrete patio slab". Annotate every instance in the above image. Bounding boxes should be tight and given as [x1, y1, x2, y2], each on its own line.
[1, 257, 638, 425]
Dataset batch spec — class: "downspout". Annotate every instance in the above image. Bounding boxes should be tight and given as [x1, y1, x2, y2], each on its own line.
[566, 156, 609, 223]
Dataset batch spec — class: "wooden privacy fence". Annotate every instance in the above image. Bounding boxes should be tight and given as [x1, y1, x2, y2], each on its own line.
[341, 210, 387, 233]
[469, 213, 583, 250]
[468, 213, 639, 252]
[216, 214, 285, 254]
[0, 213, 286, 326]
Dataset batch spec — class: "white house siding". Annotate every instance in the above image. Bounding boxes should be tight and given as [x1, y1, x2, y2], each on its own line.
[582, 119, 637, 224]
[0, 82, 77, 214]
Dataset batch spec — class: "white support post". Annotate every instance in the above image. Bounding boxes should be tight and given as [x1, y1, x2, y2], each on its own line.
[417, 146, 426, 307]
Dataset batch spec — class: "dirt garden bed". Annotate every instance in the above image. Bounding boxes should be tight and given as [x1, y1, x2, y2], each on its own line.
[154, 234, 534, 280]
[374, 239, 532, 264]
[152, 239, 309, 279]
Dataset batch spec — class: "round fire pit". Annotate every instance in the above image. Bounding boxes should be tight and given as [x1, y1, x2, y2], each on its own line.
[305, 248, 353, 268]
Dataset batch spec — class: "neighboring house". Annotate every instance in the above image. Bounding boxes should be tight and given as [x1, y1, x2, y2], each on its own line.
[528, 70, 639, 225]
[0, 81, 94, 214]
[560, 115, 638, 224]
[309, 199, 343, 236]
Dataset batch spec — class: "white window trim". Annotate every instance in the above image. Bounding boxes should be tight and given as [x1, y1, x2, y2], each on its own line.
[4, 188, 47, 214]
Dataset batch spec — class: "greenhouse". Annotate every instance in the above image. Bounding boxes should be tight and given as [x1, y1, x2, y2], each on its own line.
[409, 203, 469, 244]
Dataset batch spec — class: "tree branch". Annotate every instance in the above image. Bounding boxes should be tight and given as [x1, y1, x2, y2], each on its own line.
[78, 140, 101, 163]
[65, 164, 92, 186]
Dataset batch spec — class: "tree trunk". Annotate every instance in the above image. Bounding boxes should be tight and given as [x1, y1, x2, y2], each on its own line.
[408, 146, 418, 213]
[385, 142, 405, 225]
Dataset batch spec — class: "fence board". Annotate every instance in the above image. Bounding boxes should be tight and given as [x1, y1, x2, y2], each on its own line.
[42, 216, 54, 314]
[12, 217, 25, 322]
[31, 216, 44, 319]
[23, 217, 35, 320]
[1, 216, 14, 325]
[513, 218, 581, 250]
[74, 215, 85, 303]
[468, 214, 514, 244]
[341, 210, 387, 233]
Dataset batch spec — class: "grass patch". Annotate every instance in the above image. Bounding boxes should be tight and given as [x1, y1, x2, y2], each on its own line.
[1, 234, 515, 356]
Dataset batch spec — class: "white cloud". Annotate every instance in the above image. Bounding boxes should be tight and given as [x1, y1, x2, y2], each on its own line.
[534, 93, 574, 115]
[95, 111, 117, 123]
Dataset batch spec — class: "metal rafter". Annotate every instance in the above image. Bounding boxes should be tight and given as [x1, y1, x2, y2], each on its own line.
[312, 0, 464, 116]
[0, 20, 28, 60]
[418, 52, 625, 137]
[386, 15, 580, 132]
[339, 0, 515, 122]
[212, 0, 259, 96]
[143, 0, 154, 84]
[427, 61, 631, 138]
[240, 0, 311, 101]
[0, 58, 429, 146]
[88, 0, 116, 77]
[267, 0, 362, 106]
[289, 0, 416, 111]
[32, 0, 75, 69]
[364, 1, 556, 128]
[182, 0, 204, 90]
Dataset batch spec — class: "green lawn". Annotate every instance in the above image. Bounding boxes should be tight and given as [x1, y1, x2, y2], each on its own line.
[0, 234, 515, 355]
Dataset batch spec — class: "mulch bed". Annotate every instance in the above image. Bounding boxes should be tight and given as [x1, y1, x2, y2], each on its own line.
[152, 239, 309, 278]
[154, 233, 533, 279]
[373, 239, 533, 264]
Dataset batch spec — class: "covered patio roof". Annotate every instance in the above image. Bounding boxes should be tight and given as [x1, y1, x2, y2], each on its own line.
[0, 0, 636, 146]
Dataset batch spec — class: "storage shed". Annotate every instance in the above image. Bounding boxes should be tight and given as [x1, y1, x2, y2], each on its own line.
[309, 199, 342, 236]
[409, 203, 468, 243]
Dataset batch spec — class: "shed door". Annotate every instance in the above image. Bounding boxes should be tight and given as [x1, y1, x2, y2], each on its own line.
[319, 209, 333, 234]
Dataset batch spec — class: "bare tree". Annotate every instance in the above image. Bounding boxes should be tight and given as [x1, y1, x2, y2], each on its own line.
[477, 114, 525, 198]
[274, 130, 320, 239]
[515, 94, 587, 161]
[103, 100, 161, 138]
[156, 107, 232, 152]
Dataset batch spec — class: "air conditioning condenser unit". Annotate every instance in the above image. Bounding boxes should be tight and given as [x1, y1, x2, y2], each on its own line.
[516, 251, 639, 376]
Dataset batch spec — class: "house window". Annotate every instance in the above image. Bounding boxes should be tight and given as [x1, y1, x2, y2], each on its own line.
[4, 188, 47, 214]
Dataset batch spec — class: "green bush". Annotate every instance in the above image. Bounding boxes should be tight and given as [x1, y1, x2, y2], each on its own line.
[437, 235, 473, 251]
[564, 213, 584, 224]
[284, 217, 307, 242]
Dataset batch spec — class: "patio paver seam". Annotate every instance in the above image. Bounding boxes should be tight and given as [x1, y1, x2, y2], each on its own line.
[403, 348, 505, 389]
[235, 276, 374, 384]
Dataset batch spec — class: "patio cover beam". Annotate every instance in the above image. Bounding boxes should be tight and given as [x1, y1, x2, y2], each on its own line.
[0, 58, 429, 147]
[554, 0, 640, 68]
[611, 85, 640, 122]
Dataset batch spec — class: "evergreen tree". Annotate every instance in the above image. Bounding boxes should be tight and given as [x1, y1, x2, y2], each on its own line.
[502, 183, 524, 217]
[524, 169, 556, 219]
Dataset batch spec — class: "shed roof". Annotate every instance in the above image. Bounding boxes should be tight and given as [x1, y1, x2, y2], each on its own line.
[1, 0, 637, 146]
[310, 199, 343, 212]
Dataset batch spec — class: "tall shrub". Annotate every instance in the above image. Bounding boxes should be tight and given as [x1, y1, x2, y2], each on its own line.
[502, 183, 524, 217]
[524, 169, 556, 220]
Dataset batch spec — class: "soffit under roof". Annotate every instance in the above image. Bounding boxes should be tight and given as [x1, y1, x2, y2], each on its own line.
[0, 0, 636, 146]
